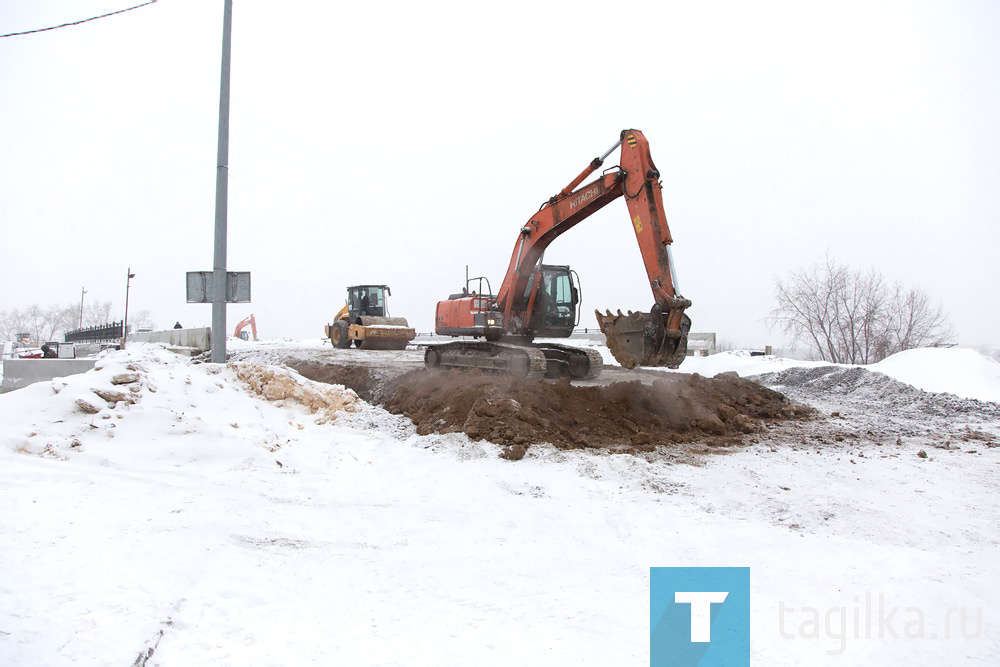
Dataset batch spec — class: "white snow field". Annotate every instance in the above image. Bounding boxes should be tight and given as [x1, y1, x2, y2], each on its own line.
[1, 343, 997, 665]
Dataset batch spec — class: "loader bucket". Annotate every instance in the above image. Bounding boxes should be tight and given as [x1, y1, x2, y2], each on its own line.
[595, 309, 691, 369]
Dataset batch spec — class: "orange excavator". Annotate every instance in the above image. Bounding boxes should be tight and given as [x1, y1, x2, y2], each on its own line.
[234, 314, 257, 341]
[425, 129, 692, 379]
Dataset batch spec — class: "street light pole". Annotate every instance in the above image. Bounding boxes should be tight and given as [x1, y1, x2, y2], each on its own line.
[79, 286, 87, 328]
[211, 0, 233, 364]
[123, 268, 135, 349]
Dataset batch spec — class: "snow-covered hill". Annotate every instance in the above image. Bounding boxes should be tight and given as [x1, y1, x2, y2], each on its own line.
[1, 344, 997, 664]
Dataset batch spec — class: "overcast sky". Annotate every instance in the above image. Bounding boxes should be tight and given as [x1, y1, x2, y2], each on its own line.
[2, 0, 997, 349]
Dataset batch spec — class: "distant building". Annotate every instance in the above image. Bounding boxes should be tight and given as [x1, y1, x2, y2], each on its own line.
[687, 333, 716, 357]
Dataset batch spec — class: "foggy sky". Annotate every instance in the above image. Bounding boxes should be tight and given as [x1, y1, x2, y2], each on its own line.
[2, 0, 997, 349]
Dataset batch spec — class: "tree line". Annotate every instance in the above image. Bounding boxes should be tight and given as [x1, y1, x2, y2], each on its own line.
[0, 302, 154, 344]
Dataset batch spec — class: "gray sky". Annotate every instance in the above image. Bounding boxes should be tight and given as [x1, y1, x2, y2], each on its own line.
[2, 0, 997, 349]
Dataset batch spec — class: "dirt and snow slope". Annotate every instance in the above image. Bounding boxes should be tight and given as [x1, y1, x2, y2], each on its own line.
[1, 343, 997, 664]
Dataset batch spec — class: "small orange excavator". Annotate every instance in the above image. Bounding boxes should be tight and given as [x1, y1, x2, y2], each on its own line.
[234, 314, 257, 341]
[426, 129, 691, 379]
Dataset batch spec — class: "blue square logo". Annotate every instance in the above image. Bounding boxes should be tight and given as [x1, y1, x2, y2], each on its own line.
[650, 567, 750, 666]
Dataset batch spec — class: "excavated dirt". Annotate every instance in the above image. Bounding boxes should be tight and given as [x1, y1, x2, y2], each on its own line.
[232, 362, 358, 424]
[385, 370, 810, 452]
[290, 360, 814, 454]
[291, 362, 391, 404]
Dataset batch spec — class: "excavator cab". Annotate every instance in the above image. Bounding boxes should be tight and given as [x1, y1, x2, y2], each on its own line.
[527, 264, 580, 338]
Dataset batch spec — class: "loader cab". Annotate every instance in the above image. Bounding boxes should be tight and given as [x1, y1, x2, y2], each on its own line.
[348, 285, 388, 319]
[527, 264, 581, 338]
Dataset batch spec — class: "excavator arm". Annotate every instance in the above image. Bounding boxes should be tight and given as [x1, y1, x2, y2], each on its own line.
[496, 169, 621, 331]
[496, 129, 691, 368]
[234, 314, 257, 341]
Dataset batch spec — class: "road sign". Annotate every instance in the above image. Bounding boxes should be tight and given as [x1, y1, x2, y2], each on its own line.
[186, 271, 251, 303]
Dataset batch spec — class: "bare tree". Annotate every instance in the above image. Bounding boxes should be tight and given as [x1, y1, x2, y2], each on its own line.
[0, 308, 32, 342]
[770, 256, 954, 364]
[82, 300, 114, 328]
[44, 304, 76, 341]
[1, 299, 122, 342]
[129, 309, 156, 331]
[23, 304, 48, 344]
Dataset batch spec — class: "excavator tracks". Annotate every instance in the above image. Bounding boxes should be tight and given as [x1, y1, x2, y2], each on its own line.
[532, 343, 604, 380]
[424, 341, 602, 380]
[424, 342, 548, 379]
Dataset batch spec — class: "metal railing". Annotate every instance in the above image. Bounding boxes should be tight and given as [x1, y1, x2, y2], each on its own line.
[64, 321, 124, 343]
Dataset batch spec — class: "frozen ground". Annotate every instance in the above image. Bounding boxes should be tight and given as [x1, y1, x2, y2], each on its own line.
[1, 342, 997, 664]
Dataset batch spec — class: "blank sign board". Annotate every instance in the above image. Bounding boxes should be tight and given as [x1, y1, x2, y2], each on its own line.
[186, 271, 251, 303]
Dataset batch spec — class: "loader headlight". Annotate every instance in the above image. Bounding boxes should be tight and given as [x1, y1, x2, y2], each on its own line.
[487, 318, 496, 326]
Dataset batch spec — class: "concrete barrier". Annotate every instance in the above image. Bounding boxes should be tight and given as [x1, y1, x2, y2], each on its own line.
[128, 327, 211, 351]
[2, 359, 97, 393]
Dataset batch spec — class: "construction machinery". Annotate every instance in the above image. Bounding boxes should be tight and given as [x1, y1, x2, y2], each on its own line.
[234, 314, 257, 341]
[325, 285, 415, 351]
[426, 129, 691, 379]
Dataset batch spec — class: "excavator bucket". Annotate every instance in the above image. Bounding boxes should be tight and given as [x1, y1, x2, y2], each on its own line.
[595, 309, 691, 369]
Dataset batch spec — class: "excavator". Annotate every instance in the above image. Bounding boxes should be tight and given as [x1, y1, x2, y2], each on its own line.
[233, 314, 257, 341]
[425, 129, 691, 380]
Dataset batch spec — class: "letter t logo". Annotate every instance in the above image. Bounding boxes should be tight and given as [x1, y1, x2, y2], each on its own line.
[674, 591, 729, 642]
[651, 568, 749, 664]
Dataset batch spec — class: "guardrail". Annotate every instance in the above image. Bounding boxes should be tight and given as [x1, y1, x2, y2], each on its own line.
[64, 321, 124, 343]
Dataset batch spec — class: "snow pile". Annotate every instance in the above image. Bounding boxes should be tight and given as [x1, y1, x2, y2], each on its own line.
[0, 344, 359, 465]
[672, 348, 1000, 406]
[224, 336, 330, 366]
[753, 364, 1000, 434]
[872, 347, 1000, 403]
[667, 350, 834, 378]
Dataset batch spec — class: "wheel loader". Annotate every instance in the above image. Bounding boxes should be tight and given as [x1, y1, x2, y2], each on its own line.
[325, 285, 415, 351]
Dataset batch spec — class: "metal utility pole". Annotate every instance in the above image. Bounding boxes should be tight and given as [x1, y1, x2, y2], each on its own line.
[188, 1, 249, 338]
[123, 268, 135, 349]
[79, 287, 87, 328]
[211, 0, 233, 364]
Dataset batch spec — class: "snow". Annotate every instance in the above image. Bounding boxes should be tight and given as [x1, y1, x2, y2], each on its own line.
[651, 348, 1000, 405]
[664, 350, 837, 379]
[871, 348, 1000, 403]
[1, 343, 998, 664]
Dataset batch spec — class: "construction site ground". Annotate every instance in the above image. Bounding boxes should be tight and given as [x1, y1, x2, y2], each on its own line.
[4, 341, 998, 664]
[230, 342, 1000, 463]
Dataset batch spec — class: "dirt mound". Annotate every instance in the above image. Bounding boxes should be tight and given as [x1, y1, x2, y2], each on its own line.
[380, 369, 808, 452]
[289, 363, 384, 404]
[751, 365, 1000, 442]
[231, 362, 358, 423]
[754, 366, 1000, 421]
